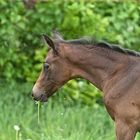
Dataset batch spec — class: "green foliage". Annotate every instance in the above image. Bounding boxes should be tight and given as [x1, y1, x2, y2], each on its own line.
[1, 1, 140, 105]
[60, 80, 103, 106]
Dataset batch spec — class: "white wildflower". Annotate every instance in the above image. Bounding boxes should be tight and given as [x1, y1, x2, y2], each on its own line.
[14, 125, 20, 131]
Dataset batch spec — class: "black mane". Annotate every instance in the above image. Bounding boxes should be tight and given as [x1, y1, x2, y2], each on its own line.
[64, 38, 140, 57]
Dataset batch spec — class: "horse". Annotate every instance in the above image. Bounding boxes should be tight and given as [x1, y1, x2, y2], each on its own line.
[32, 32, 140, 140]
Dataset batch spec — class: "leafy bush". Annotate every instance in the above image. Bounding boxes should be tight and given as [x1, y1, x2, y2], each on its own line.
[1, 0, 140, 105]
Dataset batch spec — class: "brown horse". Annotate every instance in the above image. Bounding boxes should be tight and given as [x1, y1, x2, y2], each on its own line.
[32, 32, 140, 140]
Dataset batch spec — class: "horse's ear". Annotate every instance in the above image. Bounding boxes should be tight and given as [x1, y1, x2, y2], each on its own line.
[43, 34, 58, 54]
[52, 31, 63, 40]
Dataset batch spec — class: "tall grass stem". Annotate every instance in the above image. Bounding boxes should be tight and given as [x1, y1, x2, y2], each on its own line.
[37, 101, 41, 124]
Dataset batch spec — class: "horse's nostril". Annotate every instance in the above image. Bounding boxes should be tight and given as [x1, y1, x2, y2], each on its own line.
[31, 92, 34, 97]
[40, 94, 44, 98]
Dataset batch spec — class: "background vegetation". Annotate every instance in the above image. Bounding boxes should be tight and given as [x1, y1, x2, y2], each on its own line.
[1, 0, 140, 140]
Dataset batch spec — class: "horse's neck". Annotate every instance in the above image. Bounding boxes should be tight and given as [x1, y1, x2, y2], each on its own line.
[65, 45, 128, 91]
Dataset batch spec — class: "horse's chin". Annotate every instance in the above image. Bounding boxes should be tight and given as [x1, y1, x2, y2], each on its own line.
[39, 88, 57, 102]
[33, 93, 48, 102]
[39, 91, 54, 102]
[39, 93, 48, 102]
[40, 98, 48, 102]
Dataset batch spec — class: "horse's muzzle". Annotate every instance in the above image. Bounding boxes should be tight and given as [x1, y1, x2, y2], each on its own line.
[32, 92, 48, 102]
[32, 86, 48, 102]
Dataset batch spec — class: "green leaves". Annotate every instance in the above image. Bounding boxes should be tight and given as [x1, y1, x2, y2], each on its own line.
[60, 79, 102, 106]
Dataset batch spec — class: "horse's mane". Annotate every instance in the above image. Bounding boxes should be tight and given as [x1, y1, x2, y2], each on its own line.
[63, 37, 140, 57]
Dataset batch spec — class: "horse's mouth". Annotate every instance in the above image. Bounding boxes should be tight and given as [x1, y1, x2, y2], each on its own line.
[32, 86, 57, 102]
[40, 96, 48, 102]
[32, 93, 48, 102]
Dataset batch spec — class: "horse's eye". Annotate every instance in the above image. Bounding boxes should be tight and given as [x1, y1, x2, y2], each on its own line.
[44, 63, 50, 70]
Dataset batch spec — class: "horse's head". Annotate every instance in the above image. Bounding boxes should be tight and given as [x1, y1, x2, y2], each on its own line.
[32, 34, 75, 102]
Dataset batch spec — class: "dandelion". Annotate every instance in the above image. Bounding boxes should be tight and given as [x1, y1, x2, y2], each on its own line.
[13, 125, 20, 140]
[14, 125, 20, 131]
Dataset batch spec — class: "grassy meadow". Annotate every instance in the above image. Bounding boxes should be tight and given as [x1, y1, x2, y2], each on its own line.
[0, 83, 140, 140]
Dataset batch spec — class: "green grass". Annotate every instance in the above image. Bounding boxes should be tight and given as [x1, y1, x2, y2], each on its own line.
[0, 83, 140, 140]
